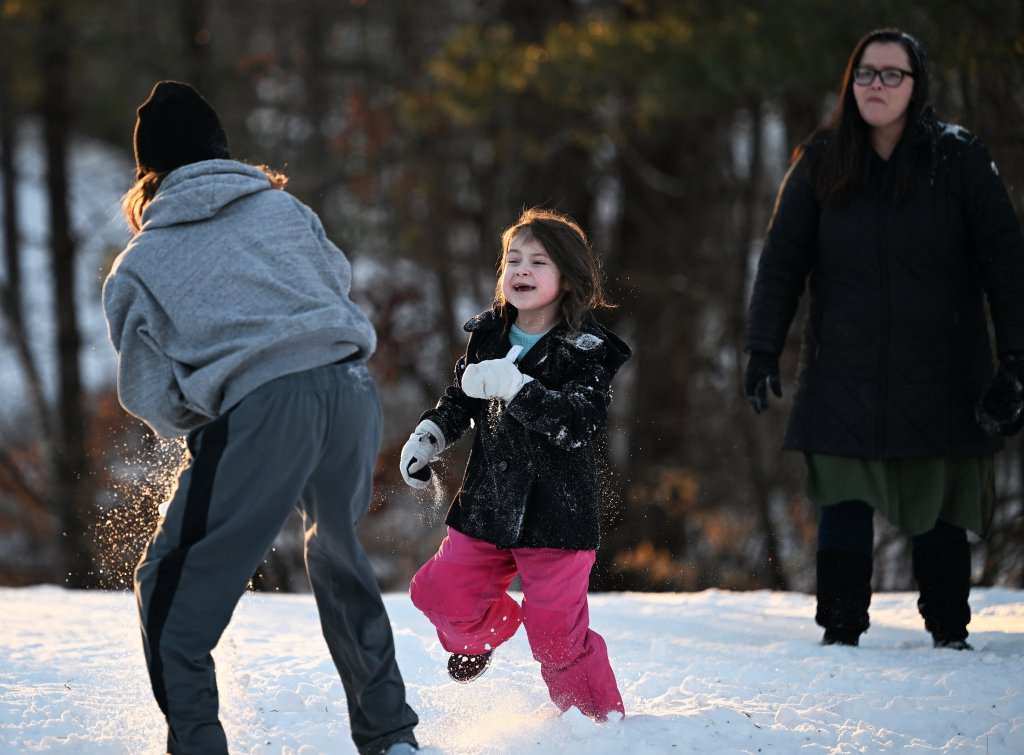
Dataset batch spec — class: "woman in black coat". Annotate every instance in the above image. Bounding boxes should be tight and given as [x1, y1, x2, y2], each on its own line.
[745, 29, 1024, 649]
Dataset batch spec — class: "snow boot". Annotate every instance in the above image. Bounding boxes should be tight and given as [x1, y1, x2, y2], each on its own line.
[384, 742, 418, 755]
[815, 550, 872, 646]
[913, 540, 972, 649]
[447, 650, 493, 683]
[934, 638, 973, 650]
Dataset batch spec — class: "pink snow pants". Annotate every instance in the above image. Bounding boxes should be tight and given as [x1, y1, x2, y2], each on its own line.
[409, 527, 625, 720]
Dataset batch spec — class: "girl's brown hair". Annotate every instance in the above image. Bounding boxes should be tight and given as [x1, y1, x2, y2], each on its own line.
[494, 207, 611, 332]
[121, 164, 289, 234]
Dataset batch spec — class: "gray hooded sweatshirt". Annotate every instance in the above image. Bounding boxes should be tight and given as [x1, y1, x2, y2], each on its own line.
[103, 160, 376, 438]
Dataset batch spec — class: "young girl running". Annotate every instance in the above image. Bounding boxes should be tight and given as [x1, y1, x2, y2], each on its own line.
[400, 207, 631, 721]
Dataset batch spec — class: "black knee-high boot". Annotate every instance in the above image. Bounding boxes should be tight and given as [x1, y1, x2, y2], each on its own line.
[815, 550, 873, 646]
[912, 540, 972, 649]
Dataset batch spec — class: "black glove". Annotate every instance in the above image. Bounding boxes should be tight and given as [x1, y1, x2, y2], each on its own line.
[976, 355, 1024, 436]
[745, 352, 782, 415]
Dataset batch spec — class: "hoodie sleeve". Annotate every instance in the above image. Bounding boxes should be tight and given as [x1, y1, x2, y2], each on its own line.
[102, 268, 211, 438]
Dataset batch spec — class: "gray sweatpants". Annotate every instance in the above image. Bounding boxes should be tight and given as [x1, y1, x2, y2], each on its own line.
[134, 361, 418, 755]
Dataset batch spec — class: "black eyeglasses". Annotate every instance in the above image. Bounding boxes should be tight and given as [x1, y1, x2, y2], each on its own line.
[853, 67, 914, 87]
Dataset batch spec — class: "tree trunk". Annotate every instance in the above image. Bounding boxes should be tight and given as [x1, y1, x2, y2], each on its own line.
[180, 0, 212, 92]
[0, 15, 51, 439]
[39, 0, 93, 587]
[730, 101, 788, 590]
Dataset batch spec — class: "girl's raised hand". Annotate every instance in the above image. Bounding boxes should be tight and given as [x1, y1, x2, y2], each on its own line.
[461, 347, 532, 403]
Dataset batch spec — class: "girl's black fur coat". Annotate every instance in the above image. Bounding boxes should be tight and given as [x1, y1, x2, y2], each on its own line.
[423, 308, 631, 550]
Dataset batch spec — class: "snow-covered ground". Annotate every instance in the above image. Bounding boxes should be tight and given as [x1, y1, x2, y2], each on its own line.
[1, 586, 1022, 754]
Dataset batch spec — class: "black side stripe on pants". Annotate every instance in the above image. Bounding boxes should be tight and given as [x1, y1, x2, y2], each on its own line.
[145, 415, 230, 715]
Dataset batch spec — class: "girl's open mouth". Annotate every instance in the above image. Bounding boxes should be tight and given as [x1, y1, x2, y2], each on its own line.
[513, 283, 535, 292]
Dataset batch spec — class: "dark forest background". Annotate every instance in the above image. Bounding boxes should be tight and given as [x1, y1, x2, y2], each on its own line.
[1, 0, 1022, 594]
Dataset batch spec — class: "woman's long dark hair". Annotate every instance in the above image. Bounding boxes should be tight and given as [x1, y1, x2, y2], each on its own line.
[807, 28, 938, 205]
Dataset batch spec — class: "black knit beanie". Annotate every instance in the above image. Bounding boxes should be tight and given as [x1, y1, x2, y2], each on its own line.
[133, 81, 230, 179]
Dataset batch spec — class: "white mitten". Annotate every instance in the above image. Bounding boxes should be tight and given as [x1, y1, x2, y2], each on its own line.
[399, 419, 446, 489]
[461, 346, 533, 403]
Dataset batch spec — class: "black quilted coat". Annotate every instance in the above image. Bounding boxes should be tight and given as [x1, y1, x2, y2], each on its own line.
[423, 308, 631, 550]
[746, 123, 1024, 459]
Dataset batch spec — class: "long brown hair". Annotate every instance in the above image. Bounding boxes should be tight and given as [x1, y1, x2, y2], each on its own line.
[121, 163, 289, 234]
[493, 207, 611, 333]
[807, 28, 937, 205]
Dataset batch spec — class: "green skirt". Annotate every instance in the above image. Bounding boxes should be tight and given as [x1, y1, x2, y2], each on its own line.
[805, 454, 995, 537]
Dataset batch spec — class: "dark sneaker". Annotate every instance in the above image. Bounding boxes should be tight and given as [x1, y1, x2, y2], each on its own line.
[821, 628, 860, 646]
[934, 638, 973, 650]
[447, 650, 493, 683]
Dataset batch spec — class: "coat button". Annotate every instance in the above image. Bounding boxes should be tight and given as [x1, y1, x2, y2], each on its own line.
[498, 461, 508, 471]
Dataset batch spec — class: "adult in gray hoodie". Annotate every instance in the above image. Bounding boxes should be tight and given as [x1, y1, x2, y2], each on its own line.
[103, 81, 418, 755]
